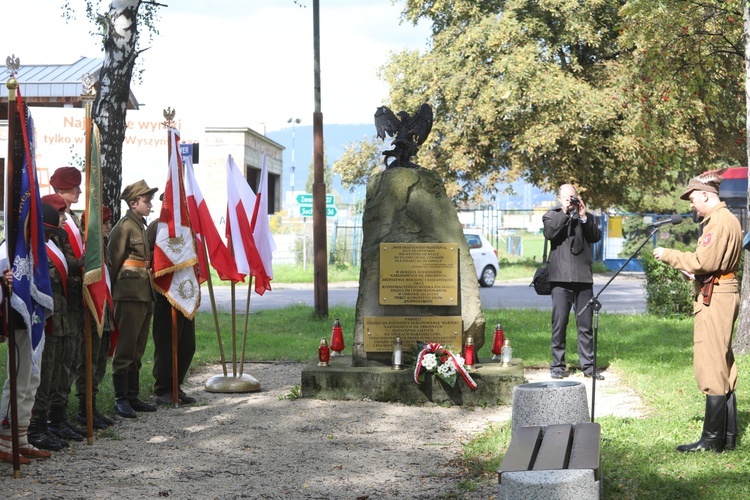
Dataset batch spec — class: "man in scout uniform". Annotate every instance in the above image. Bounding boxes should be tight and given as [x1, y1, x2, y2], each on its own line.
[654, 169, 742, 452]
[108, 180, 159, 418]
[47, 167, 87, 443]
[27, 199, 72, 452]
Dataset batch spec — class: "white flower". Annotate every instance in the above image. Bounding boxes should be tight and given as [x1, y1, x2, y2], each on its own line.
[437, 361, 456, 377]
[421, 353, 438, 371]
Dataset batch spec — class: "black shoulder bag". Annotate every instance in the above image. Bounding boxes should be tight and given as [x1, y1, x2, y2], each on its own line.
[530, 238, 551, 295]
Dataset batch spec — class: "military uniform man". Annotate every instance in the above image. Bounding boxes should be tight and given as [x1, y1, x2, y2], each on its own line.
[108, 180, 159, 418]
[654, 170, 742, 453]
[46, 167, 87, 443]
[27, 199, 71, 452]
[147, 213, 198, 405]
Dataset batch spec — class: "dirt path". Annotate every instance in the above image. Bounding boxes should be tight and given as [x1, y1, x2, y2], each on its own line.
[0, 363, 645, 499]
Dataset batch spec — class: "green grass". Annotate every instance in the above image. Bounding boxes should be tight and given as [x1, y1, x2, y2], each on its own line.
[4, 265, 746, 497]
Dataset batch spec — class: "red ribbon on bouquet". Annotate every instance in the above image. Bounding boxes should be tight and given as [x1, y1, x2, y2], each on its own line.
[414, 342, 477, 391]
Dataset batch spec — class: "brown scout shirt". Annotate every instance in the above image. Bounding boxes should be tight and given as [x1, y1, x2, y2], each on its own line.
[108, 209, 154, 303]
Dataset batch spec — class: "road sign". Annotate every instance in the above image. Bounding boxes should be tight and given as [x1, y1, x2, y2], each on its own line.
[296, 193, 335, 206]
[298, 206, 338, 218]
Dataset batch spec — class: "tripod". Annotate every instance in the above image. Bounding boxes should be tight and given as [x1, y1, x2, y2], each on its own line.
[578, 225, 660, 422]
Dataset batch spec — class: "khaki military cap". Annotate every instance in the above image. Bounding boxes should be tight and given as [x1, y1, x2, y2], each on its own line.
[120, 179, 158, 203]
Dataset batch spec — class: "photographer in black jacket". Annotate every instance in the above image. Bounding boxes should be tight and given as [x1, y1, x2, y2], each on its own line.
[542, 184, 603, 380]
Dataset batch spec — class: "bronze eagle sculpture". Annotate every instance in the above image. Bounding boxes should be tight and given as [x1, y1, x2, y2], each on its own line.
[374, 103, 433, 169]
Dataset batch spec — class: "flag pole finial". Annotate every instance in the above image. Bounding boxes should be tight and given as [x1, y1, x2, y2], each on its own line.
[5, 54, 19, 101]
[163, 107, 176, 128]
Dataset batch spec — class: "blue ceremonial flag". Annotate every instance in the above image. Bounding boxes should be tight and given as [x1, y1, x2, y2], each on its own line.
[10, 90, 54, 367]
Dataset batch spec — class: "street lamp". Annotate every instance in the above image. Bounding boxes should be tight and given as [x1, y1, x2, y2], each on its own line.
[288, 117, 301, 192]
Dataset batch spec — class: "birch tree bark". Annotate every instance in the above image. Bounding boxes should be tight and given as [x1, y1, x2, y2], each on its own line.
[92, 0, 142, 222]
[735, 1, 750, 355]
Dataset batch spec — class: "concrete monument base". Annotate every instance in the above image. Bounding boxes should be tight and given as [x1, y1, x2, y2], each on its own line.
[301, 355, 525, 406]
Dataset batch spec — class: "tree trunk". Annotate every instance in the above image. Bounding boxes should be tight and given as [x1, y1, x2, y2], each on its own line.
[92, 0, 142, 222]
[735, 1, 750, 355]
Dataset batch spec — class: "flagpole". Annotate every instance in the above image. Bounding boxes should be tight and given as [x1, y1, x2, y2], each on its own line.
[239, 277, 253, 376]
[82, 73, 95, 445]
[164, 120, 180, 407]
[201, 241, 228, 377]
[231, 282, 237, 378]
[4, 54, 22, 478]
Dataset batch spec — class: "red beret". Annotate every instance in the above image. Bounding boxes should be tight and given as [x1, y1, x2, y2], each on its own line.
[41, 193, 67, 212]
[102, 206, 112, 222]
[50, 166, 82, 190]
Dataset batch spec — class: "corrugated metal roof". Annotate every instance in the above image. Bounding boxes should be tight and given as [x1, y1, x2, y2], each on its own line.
[0, 56, 139, 109]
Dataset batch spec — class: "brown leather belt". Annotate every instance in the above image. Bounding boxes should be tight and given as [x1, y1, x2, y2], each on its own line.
[715, 272, 736, 281]
[123, 259, 150, 268]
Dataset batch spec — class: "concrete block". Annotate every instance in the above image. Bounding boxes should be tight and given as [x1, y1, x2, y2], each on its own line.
[498, 469, 599, 500]
[511, 381, 590, 435]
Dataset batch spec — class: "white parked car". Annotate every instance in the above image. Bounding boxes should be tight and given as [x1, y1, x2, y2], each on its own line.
[463, 229, 500, 287]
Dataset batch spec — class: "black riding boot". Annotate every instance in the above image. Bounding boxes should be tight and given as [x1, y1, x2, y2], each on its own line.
[677, 394, 726, 453]
[48, 404, 84, 442]
[128, 370, 156, 412]
[77, 395, 108, 430]
[28, 416, 64, 451]
[93, 396, 115, 427]
[725, 391, 738, 451]
[113, 372, 136, 418]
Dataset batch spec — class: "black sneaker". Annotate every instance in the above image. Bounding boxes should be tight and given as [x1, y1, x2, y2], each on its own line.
[584, 371, 605, 380]
[550, 370, 564, 379]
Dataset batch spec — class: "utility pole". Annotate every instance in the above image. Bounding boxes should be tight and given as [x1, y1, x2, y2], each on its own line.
[312, 0, 328, 318]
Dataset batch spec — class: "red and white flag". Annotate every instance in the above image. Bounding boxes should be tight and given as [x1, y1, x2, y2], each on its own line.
[46, 239, 68, 295]
[184, 155, 242, 284]
[225, 155, 271, 295]
[65, 212, 83, 259]
[251, 155, 276, 280]
[152, 128, 200, 318]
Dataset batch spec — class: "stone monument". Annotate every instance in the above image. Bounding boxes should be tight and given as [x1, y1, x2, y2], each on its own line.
[351, 103, 486, 366]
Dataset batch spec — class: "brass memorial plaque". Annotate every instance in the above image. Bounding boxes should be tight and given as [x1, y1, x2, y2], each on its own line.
[364, 316, 463, 352]
[379, 243, 458, 306]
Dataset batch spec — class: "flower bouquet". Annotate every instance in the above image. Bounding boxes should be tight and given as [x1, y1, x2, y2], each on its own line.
[413, 342, 477, 390]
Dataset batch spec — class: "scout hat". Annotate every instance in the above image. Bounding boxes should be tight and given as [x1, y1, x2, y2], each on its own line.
[680, 168, 725, 201]
[120, 180, 158, 204]
[49, 166, 82, 190]
[41, 193, 67, 211]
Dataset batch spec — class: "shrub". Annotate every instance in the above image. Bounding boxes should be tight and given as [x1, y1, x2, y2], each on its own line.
[641, 246, 694, 316]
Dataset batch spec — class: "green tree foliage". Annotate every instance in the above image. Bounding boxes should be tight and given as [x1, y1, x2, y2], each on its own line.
[335, 0, 746, 211]
[305, 154, 334, 194]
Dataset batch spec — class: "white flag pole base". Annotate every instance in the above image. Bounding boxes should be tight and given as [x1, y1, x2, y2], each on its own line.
[204, 373, 261, 393]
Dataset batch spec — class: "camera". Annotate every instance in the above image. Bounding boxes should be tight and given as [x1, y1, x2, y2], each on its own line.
[569, 195, 580, 206]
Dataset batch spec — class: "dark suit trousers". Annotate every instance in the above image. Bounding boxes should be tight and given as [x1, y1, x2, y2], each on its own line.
[152, 292, 196, 396]
[550, 283, 595, 373]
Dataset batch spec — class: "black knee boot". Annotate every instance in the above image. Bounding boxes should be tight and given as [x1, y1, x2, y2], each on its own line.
[113, 372, 136, 418]
[128, 370, 156, 412]
[77, 395, 108, 430]
[93, 396, 115, 427]
[726, 392, 737, 451]
[677, 394, 726, 453]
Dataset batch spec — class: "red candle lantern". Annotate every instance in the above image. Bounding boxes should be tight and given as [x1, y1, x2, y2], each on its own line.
[318, 338, 330, 366]
[330, 318, 345, 356]
[491, 322, 505, 360]
[464, 336, 475, 369]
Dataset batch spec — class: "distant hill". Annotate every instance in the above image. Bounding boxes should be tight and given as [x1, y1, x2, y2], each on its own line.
[267, 124, 555, 209]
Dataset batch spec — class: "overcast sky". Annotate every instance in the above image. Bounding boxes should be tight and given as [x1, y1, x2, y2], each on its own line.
[2, 0, 431, 133]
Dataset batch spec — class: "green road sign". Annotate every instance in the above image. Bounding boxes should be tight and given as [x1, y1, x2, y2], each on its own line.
[296, 193, 335, 206]
[298, 206, 338, 217]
